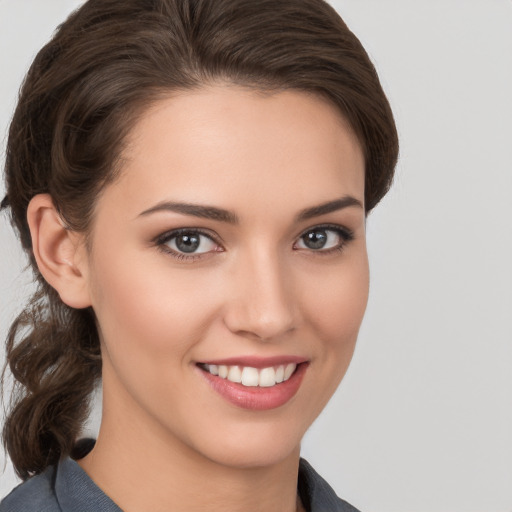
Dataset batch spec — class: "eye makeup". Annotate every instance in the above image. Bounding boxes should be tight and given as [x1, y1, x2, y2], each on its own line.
[152, 222, 355, 263]
[294, 223, 354, 255]
[154, 228, 224, 261]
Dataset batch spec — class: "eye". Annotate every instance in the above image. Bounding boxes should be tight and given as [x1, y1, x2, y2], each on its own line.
[295, 225, 353, 252]
[158, 229, 220, 257]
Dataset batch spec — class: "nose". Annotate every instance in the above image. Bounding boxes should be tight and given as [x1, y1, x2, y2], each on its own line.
[223, 248, 297, 341]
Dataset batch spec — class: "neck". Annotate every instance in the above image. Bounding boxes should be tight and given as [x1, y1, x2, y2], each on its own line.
[78, 385, 304, 512]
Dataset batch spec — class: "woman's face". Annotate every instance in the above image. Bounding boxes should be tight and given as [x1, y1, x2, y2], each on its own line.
[82, 85, 368, 468]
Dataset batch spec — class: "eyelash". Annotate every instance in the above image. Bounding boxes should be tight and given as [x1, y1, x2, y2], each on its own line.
[155, 228, 222, 261]
[294, 224, 354, 255]
[154, 224, 354, 261]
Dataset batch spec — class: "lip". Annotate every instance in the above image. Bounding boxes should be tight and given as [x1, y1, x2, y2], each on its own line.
[199, 355, 307, 369]
[196, 360, 309, 411]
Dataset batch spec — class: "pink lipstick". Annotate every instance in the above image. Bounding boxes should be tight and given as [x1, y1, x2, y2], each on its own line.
[196, 357, 308, 410]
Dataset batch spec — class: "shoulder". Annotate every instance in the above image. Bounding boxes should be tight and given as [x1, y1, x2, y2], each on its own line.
[298, 458, 361, 512]
[1, 456, 121, 512]
[0, 466, 60, 512]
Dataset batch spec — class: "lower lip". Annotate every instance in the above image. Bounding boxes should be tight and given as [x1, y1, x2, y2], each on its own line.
[197, 363, 308, 411]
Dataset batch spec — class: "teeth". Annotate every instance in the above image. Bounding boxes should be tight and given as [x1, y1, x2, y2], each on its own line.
[203, 363, 297, 387]
[284, 363, 296, 380]
[259, 367, 276, 387]
[227, 365, 242, 383]
[241, 367, 259, 386]
[218, 365, 228, 378]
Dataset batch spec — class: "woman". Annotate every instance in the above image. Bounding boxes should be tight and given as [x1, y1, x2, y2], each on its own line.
[0, 0, 398, 511]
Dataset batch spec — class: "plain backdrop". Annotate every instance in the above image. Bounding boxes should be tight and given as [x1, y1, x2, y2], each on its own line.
[1, 1, 511, 511]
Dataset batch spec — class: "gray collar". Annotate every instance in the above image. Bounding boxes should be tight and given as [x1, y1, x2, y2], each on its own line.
[50, 457, 359, 512]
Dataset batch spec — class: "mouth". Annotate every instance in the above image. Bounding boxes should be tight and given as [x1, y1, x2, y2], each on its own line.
[196, 359, 308, 410]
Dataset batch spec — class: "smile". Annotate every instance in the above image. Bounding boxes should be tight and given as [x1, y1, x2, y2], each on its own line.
[197, 359, 308, 411]
[200, 363, 297, 388]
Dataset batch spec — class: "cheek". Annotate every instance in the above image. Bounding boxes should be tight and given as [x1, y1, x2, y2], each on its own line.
[88, 249, 225, 357]
[305, 252, 370, 349]
[290, 250, 369, 426]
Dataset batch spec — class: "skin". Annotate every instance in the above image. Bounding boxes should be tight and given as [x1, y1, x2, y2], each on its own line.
[29, 85, 368, 512]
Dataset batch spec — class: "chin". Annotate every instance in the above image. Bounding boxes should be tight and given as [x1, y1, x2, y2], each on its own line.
[182, 416, 307, 470]
[206, 440, 301, 470]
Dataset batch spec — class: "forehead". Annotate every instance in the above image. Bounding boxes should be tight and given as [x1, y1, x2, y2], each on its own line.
[96, 85, 365, 220]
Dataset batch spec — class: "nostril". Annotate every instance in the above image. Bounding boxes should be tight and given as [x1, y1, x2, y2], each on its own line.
[222, 264, 297, 339]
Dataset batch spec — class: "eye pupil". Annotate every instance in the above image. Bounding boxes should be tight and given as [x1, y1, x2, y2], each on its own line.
[303, 230, 327, 249]
[176, 234, 200, 253]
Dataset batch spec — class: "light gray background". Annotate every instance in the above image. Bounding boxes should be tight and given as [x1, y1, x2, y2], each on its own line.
[1, 1, 511, 511]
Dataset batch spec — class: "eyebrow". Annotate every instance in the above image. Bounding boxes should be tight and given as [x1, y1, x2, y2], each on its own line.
[138, 201, 239, 223]
[137, 195, 363, 224]
[296, 196, 363, 221]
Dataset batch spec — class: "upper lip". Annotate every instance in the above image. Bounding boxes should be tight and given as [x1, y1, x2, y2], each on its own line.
[197, 355, 308, 369]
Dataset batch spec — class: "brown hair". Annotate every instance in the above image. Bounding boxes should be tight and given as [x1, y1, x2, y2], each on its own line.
[1, 0, 398, 479]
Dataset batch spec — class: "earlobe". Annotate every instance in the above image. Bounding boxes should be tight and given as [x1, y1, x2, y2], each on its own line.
[27, 194, 92, 309]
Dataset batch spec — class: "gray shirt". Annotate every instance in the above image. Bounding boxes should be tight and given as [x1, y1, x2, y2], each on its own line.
[1, 457, 360, 512]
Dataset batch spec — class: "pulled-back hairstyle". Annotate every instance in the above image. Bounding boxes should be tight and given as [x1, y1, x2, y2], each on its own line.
[1, 0, 398, 479]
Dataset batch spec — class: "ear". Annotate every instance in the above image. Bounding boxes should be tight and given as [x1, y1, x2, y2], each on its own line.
[27, 194, 92, 309]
